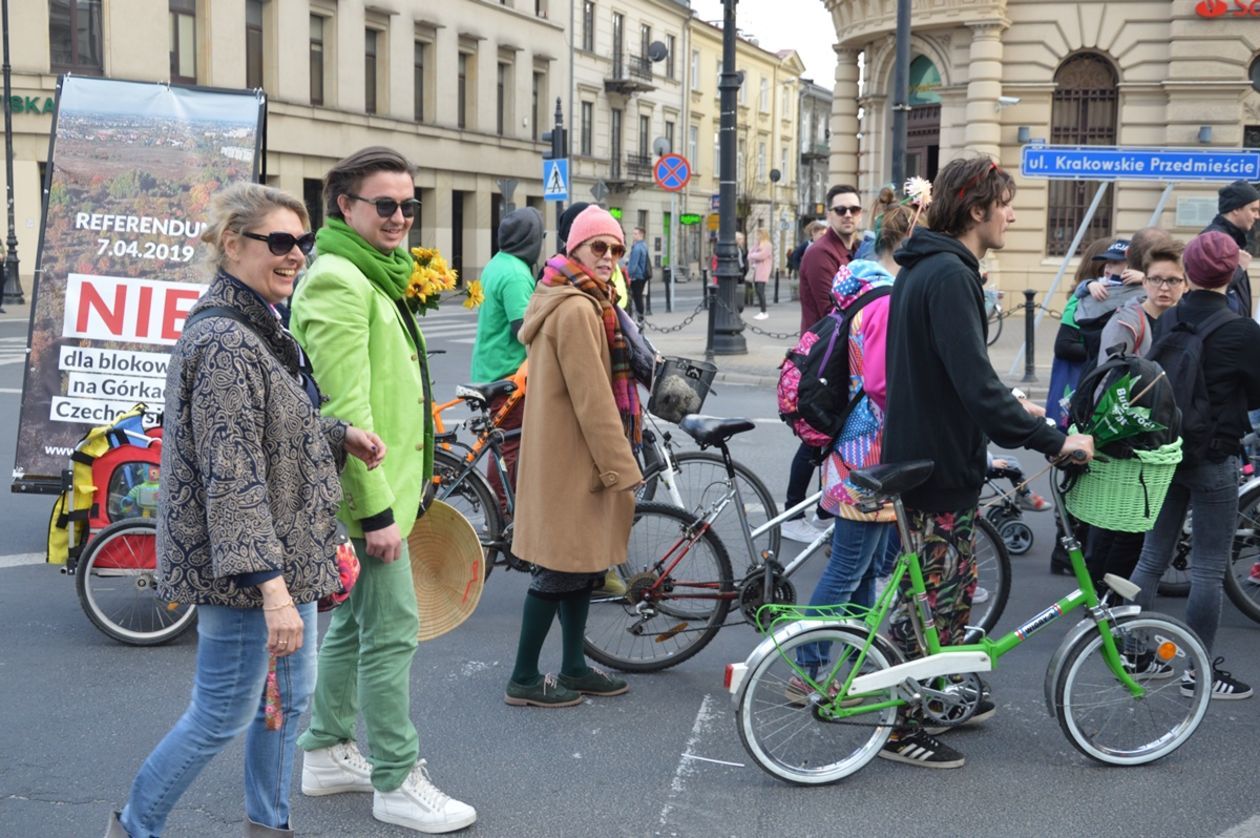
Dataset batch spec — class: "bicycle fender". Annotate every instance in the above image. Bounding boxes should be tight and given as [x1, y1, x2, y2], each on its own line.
[727, 619, 873, 706]
[1042, 605, 1141, 718]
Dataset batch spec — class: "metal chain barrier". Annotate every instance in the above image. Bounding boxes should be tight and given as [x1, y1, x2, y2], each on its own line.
[708, 294, 799, 341]
[638, 298, 707, 334]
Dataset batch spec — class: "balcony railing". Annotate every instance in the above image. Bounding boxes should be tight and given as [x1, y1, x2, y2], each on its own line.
[605, 54, 655, 94]
[625, 153, 654, 181]
[607, 153, 655, 192]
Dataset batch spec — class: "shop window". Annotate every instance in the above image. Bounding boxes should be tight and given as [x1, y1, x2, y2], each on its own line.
[1046, 53, 1117, 257]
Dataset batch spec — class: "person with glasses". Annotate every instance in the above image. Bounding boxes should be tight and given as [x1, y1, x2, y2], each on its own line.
[504, 205, 643, 708]
[108, 182, 386, 838]
[290, 147, 477, 834]
[881, 157, 1094, 768]
[782, 184, 865, 544]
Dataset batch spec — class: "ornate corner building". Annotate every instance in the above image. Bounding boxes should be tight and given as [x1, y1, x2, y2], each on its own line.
[824, 0, 1260, 290]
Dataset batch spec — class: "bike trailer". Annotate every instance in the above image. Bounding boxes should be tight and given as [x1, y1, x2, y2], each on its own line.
[47, 404, 162, 568]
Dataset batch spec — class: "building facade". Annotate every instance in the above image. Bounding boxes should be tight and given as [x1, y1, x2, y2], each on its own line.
[684, 18, 805, 276]
[825, 0, 1260, 292]
[797, 78, 834, 229]
[8, 0, 568, 287]
[569, 0, 691, 275]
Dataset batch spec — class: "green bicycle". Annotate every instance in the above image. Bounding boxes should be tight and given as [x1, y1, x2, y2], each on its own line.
[727, 457, 1212, 785]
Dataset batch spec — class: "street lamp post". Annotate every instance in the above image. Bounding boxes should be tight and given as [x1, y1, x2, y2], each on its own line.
[709, 0, 746, 355]
[889, 0, 912, 191]
[1, 0, 22, 306]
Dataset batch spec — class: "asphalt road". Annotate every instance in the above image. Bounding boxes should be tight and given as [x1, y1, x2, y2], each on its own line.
[2, 304, 1259, 838]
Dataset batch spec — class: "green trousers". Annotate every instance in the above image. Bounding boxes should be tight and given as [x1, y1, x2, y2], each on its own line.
[298, 537, 420, 791]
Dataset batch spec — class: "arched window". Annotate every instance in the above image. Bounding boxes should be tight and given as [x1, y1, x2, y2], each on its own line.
[1046, 53, 1118, 256]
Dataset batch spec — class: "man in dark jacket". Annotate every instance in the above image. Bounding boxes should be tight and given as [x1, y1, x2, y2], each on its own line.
[1201, 180, 1259, 317]
[1128, 231, 1260, 701]
[880, 157, 1094, 769]
[781, 187, 864, 544]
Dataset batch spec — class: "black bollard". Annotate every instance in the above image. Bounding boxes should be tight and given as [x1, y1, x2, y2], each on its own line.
[664, 267, 673, 313]
[1022, 288, 1037, 383]
[773, 268, 780, 304]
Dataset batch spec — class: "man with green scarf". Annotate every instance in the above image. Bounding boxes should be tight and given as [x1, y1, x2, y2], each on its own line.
[291, 147, 476, 834]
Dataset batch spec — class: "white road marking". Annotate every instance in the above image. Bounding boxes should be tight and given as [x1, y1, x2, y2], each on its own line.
[0, 387, 21, 394]
[658, 693, 724, 828]
[1216, 815, 1260, 838]
[0, 553, 44, 568]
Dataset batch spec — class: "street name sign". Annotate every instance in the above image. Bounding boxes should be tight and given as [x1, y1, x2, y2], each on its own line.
[1021, 145, 1260, 182]
[542, 158, 569, 201]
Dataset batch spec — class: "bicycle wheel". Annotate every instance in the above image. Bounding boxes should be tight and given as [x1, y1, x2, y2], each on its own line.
[1225, 484, 1260, 622]
[432, 448, 503, 579]
[584, 502, 734, 672]
[640, 450, 781, 566]
[1052, 613, 1210, 765]
[74, 520, 196, 646]
[736, 626, 897, 785]
[971, 517, 1011, 636]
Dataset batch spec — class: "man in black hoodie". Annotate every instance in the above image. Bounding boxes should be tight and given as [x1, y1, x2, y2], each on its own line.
[1201, 179, 1258, 317]
[880, 157, 1094, 769]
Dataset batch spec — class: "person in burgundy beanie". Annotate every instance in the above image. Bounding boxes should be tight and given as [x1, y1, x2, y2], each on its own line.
[1128, 230, 1260, 701]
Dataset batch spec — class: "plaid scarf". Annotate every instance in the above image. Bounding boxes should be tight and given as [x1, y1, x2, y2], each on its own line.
[541, 255, 642, 448]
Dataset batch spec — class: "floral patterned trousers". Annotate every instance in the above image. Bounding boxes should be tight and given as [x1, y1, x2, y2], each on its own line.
[889, 506, 979, 660]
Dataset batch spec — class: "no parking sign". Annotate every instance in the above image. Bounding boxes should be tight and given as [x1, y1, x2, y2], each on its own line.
[653, 154, 691, 192]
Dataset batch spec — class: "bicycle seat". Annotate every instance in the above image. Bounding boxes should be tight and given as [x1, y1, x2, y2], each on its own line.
[455, 380, 517, 404]
[849, 460, 935, 498]
[677, 415, 756, 447]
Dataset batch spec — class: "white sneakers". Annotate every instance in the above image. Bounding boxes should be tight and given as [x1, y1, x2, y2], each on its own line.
[374, 760, 477, 834]
[301, 741, 374, 796]
[753, 312, 770, 320]
[305, 744, 476, 833]
[781, 517, 824, 543]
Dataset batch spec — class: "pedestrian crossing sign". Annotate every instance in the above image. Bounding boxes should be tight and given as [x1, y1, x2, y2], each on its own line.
[543, 159, 569, 202]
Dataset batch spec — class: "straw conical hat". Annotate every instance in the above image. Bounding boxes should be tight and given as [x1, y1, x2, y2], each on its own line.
[407, 500, 485, 642]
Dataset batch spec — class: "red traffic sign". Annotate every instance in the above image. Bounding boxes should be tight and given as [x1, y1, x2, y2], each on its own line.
[653, 153, 692, 192]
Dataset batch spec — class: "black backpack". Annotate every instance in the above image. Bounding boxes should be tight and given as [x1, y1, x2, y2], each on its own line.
[1146, 305, 1240, 463]
[777, 286, 892, 450]
[1068, 351, 1180, 458]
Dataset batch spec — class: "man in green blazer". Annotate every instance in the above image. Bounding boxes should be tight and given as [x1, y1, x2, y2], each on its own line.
[291, 147, 476, 834]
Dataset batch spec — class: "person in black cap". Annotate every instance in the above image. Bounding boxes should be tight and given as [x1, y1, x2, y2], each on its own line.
[1202, 179, 1259, 316]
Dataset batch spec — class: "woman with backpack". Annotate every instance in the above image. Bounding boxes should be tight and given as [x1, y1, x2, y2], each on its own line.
[789, 205, 916, 692]
[1127, 231, 1260, 700]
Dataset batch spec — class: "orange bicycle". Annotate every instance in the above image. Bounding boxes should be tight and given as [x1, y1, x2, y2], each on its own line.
[430, 363, 530, 578]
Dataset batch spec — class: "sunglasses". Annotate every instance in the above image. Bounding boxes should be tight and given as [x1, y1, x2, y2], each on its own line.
[587, 240, 627, 259]
[830, 205, 862, 217]
[957, 161, 1000, 198]
[242, 230, 316, 256]
[347, 193, 422, 218]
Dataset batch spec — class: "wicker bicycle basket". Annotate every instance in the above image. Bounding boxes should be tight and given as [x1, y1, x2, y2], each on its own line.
[1063, 436, 1183, 533]
[647, 357, 717, 424]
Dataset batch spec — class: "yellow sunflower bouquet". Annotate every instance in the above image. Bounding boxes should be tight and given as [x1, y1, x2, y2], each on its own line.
[407, 247, 484, 316]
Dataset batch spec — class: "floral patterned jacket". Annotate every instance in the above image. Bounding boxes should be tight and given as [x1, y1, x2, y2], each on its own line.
[156, 273, 347, 607]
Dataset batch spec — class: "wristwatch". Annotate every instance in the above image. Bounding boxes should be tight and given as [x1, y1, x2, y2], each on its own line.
[1011, 387, 1028, 401]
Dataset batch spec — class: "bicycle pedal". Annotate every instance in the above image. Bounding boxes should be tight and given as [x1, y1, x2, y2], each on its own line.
[654, 622, 690, 642]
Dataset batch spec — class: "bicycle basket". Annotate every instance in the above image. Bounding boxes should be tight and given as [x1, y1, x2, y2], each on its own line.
[648, 356, 717, 424]
[1064, 435, 1183, 532]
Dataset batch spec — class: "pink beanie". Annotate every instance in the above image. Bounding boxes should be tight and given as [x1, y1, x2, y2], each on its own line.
[565, 205, 624, 255]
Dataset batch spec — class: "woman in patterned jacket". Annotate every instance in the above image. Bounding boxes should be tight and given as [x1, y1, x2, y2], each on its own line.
[789, 205, 915, 694]
[108, 183, 384, 838]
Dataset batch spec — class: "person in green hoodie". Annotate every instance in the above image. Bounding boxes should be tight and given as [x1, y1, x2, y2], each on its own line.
[290, 147, 476, 835]
[471, 207, 544, 507]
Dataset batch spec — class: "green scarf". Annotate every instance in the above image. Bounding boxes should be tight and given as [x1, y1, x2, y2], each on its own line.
[315, 217, 413, 300]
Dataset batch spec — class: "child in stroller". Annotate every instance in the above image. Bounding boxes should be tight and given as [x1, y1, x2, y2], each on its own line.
[983, 451, 1049, 555]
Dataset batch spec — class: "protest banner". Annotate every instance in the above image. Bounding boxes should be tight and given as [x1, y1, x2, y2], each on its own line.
[12, 77, 264, 491]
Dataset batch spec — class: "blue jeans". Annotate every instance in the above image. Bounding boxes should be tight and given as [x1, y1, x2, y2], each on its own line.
[795, 518, 892, 672]
[1129, 456, 1238, 654]
[120, 602, 317, 837]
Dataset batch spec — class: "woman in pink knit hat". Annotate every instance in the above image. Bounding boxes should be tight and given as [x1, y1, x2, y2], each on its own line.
[503, 205, 644, 707]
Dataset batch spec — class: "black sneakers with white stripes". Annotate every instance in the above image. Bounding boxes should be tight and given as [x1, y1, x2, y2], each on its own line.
[1180, 656, 1253, 700]
[878, 731, 965, 769]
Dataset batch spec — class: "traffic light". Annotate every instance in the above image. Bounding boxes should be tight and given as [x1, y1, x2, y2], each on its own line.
[541, 127, 567, 161]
